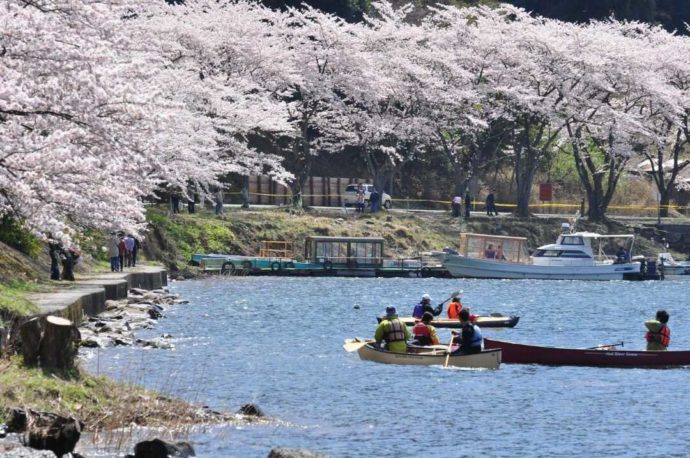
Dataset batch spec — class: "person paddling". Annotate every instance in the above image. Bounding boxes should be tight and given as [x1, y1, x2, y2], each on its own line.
[411, 312, 440, 346]
[412, 294, 442, 318]
[375, 306, 411, 353]
[645, 309, 671, 351]
[447, 292, 463, 319]
[451, 309, 483, 355]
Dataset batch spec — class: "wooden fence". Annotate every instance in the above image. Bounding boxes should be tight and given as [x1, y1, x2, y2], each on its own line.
[248, 176, 368, 206]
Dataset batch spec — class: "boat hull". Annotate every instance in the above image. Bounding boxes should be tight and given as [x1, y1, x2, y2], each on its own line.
[484, 338, 690, 367]
[356, 343, 501, 369]
[383, 316, 519, 329]
[443, 255, 639, 280]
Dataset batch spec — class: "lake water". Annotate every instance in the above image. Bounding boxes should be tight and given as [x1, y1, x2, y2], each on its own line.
[81, 276, 690, 457]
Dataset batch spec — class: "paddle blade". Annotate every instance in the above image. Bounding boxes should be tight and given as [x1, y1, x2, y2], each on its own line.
[343, 338, 371, 352]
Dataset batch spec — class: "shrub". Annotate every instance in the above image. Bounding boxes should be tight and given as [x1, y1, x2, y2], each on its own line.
[0, 217, 42, 258]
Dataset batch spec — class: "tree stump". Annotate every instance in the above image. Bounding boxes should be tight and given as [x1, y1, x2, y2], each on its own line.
[20, 317, 43, 366]
[39, 316, 80, 371]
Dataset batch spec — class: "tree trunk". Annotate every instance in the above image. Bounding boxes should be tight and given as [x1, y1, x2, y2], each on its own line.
[39, 316, 80, 371]
[659, 193, 671, 218]
[585, 190, 607, 222]
[20, 317, 43, 366]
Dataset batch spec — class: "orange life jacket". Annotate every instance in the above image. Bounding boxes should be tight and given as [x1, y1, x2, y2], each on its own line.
[413, 322, 431, 338]
[646, 324, 671, 347]
[448, 301, 463, 319]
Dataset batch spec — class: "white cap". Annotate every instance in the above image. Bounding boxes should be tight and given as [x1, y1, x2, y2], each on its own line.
[422, 293, 431, 300]
[453, 290, 464, 298]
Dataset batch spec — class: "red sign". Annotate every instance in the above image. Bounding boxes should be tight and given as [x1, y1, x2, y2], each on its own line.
[539, 183, 553, 202]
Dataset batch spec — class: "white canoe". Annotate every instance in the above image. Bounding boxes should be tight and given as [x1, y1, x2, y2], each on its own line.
[352, 341, 501, 369]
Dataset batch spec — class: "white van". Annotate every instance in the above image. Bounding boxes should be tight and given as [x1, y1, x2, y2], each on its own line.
[342, 184, 392, 209]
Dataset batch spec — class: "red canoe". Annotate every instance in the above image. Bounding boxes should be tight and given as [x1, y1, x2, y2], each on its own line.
[483, 338, 690, 368]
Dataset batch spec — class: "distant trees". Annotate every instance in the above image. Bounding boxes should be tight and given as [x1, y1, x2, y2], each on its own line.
[4, 0, 690, 243]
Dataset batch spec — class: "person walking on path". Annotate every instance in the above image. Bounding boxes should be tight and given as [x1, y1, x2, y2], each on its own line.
[464, 191, 471, 218]
[108, 232, 120, 272]
[645, 309, 671, 351]
[486, 189, 498, 216]
[452, 194, 462, 218]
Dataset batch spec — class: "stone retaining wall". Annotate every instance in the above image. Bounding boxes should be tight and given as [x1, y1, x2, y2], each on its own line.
[29, 268, 168, 325]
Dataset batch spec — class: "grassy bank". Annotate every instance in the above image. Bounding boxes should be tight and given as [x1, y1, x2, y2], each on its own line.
[0, 281, 42, 321]
[0, 357, 231, 431]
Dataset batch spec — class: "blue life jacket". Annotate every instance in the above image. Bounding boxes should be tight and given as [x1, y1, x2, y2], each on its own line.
[412, 303, 424, 318]
[470, 325, 483, 349]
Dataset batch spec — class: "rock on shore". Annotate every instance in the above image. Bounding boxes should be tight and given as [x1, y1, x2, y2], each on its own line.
[79, 288, 184, 349]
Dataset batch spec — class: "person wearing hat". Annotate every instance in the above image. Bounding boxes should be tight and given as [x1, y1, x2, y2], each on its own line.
[375, 306, 411, 353]
[411, 312, 440, 346]
[412, 294, 442, 319]
[447, 292, 464, 319]
[451, 309, 483, 354]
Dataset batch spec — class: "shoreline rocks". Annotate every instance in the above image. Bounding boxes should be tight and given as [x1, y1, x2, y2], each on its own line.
[79, 288, 184, 350]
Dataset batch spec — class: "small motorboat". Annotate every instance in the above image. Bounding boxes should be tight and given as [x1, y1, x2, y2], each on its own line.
[484, 338, 690, 368]
[344, 339, 501, 369]
[443, 228, 642, 280]
[657, 252, 690, 276]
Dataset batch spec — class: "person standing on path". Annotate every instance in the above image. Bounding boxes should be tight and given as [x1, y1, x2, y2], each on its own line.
[452, 194, 462, 218]
[486, 189, 498, 216]
[108, 232, 120, 272]
[355, 184, 365, 213]
[464, 191, 471, 218]
[170, 192, 180, 214]
[48, 239, 62, 280]
[214, 189, 225, 215]
[187, 194, 196, 214]
[61, 247, 79, 281]
[131, 236, 140, 267]
[117, 232, 126, 272]
[370, 187, 380, 213]
[124, 234, 135, 267]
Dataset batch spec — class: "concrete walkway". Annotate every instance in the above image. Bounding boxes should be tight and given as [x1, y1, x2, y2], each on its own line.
[27, 266, 167, 324]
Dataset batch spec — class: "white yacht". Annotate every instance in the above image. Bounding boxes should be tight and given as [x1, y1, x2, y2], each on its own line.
[443, 225, 641, 280]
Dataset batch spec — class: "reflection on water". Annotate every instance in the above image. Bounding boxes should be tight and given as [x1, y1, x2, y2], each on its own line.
[81, 277, 690, 457]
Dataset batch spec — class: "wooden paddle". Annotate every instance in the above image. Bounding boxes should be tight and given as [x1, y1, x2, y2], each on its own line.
[443, 334, 455, 368]
[586, 341, 624, 350]
[343, 338, 374, 352]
